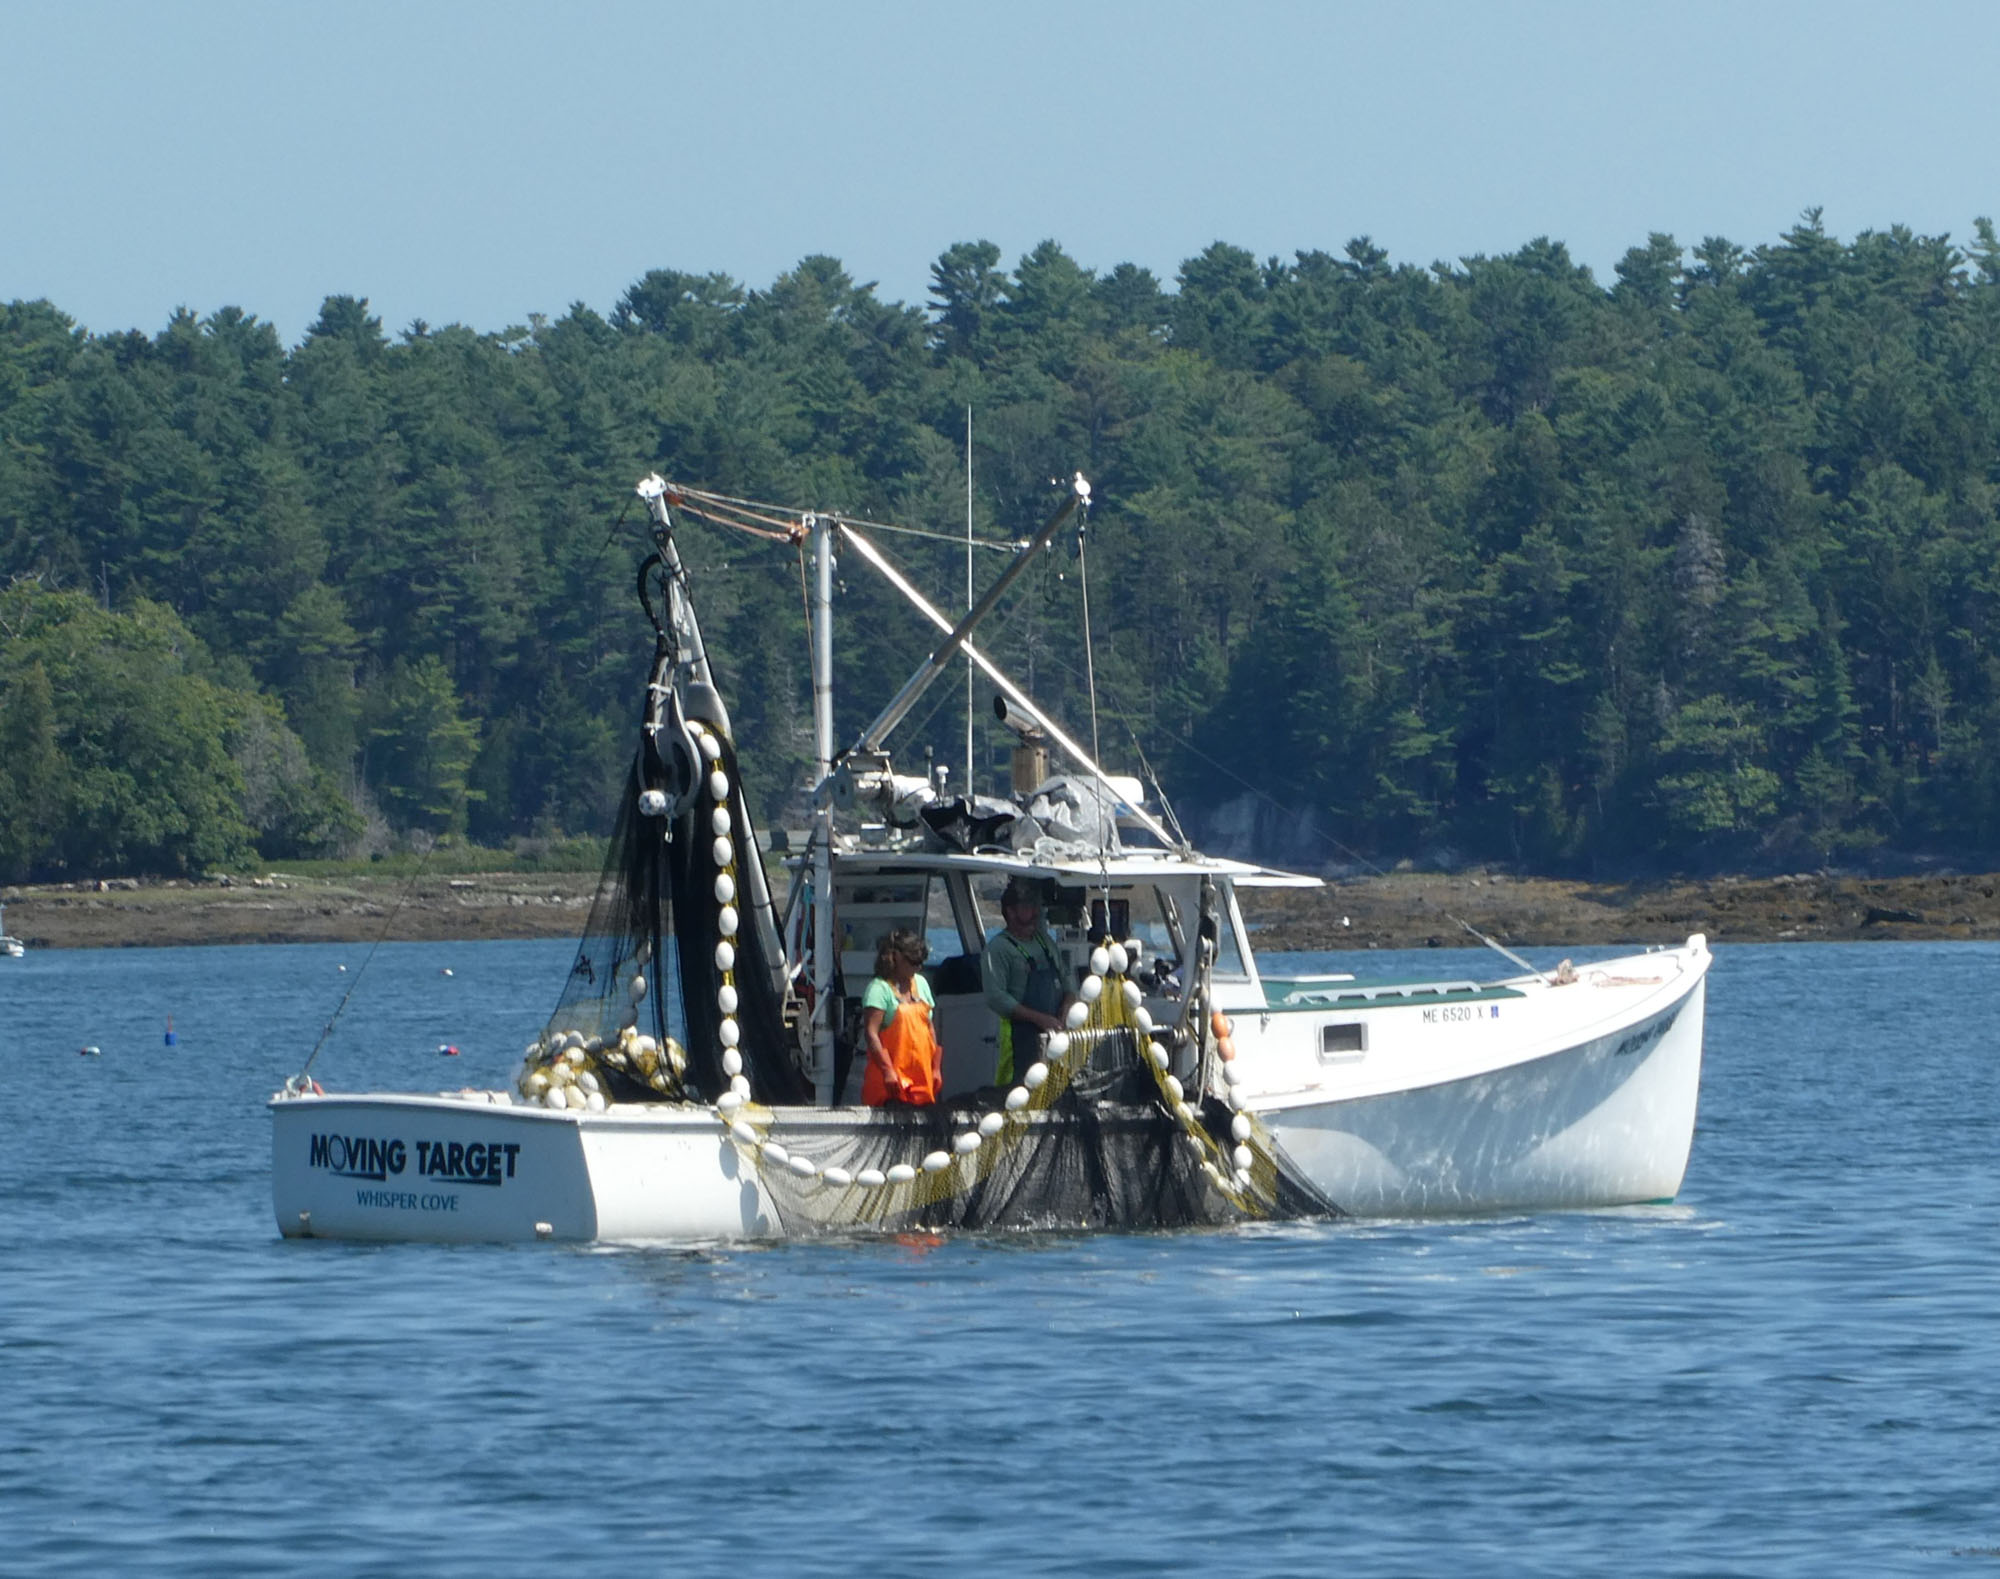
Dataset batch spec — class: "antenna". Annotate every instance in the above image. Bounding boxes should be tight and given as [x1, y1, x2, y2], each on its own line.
[965, 406, 974, 798]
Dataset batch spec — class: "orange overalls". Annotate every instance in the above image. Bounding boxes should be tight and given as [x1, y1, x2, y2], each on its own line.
[862, 986, 943, 1106]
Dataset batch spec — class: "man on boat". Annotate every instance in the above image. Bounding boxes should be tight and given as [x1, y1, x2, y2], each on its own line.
[982, 876, 1070, 1084]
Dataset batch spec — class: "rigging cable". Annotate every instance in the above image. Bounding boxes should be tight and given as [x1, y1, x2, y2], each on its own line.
[288, 839, 443, 1091]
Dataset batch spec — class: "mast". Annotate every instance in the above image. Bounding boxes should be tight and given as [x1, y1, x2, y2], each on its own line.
[810, 511, 837, 1103]
[965, 407, 974, 797]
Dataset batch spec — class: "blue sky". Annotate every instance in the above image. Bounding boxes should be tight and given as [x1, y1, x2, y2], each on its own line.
[6, 0, 1998, 344]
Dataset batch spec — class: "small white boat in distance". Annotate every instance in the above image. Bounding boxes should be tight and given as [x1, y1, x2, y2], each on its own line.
[1, 904, 23, 958]
[271, 474, 1710, 1243]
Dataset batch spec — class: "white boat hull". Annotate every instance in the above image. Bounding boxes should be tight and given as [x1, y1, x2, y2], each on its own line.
[1246, 938, 1710, 1215]
[272, 939, 1710, 1240]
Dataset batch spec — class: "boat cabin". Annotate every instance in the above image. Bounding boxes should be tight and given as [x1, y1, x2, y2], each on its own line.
[799, 850, 1313, 1102]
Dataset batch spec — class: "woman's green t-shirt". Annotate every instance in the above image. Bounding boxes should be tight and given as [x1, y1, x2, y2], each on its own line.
[863, 974, 935, 1027]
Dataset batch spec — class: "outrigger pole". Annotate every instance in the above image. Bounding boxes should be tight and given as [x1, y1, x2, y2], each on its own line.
[835, 502, 1183, 852]
[850, 474, 1089, 755]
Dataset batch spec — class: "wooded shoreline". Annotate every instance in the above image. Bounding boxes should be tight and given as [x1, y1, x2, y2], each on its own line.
[9, 868, 1998, 951]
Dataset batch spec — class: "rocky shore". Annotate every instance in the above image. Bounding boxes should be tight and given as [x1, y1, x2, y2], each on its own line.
[8, 866, 2000, 951]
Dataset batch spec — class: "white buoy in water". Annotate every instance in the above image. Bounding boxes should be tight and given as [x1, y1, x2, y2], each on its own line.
[714, 873, 736, 905]
[921, 1150, 952, 1173]
[1024, 1062, 1049, 1091]
[1107, 942, 1129, 975]
[977, 1112, 1005, 1138]
[1079, 975, 1103, 1004]
[886, 1163, 917, 1184]
[1064, 1002, 1089, 1030]
[1231, 1113, 1252, 1142]
[1089, 946, 1111, 977]
[823, 1167, 853, 1187]
[718, 984, 738, 1014]
[857, 1168, 886, 1188]
[1004, 1086, 1031, 1111]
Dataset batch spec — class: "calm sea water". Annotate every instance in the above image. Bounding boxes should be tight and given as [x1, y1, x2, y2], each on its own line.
[4, 937, 1998, 1576]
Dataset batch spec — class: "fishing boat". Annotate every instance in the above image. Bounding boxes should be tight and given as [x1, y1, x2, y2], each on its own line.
[1, 904, 23, 958]
[270, 474, 1710, 1242]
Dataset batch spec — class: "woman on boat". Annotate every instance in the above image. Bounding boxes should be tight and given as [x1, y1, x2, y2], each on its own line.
[860, 929, 943, 1106]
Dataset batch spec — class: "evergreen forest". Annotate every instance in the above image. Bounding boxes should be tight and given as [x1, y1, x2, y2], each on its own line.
[7, 213, 2000, 881]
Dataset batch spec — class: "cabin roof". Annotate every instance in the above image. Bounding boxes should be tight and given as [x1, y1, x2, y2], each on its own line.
[823, 847, 1322, 888]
